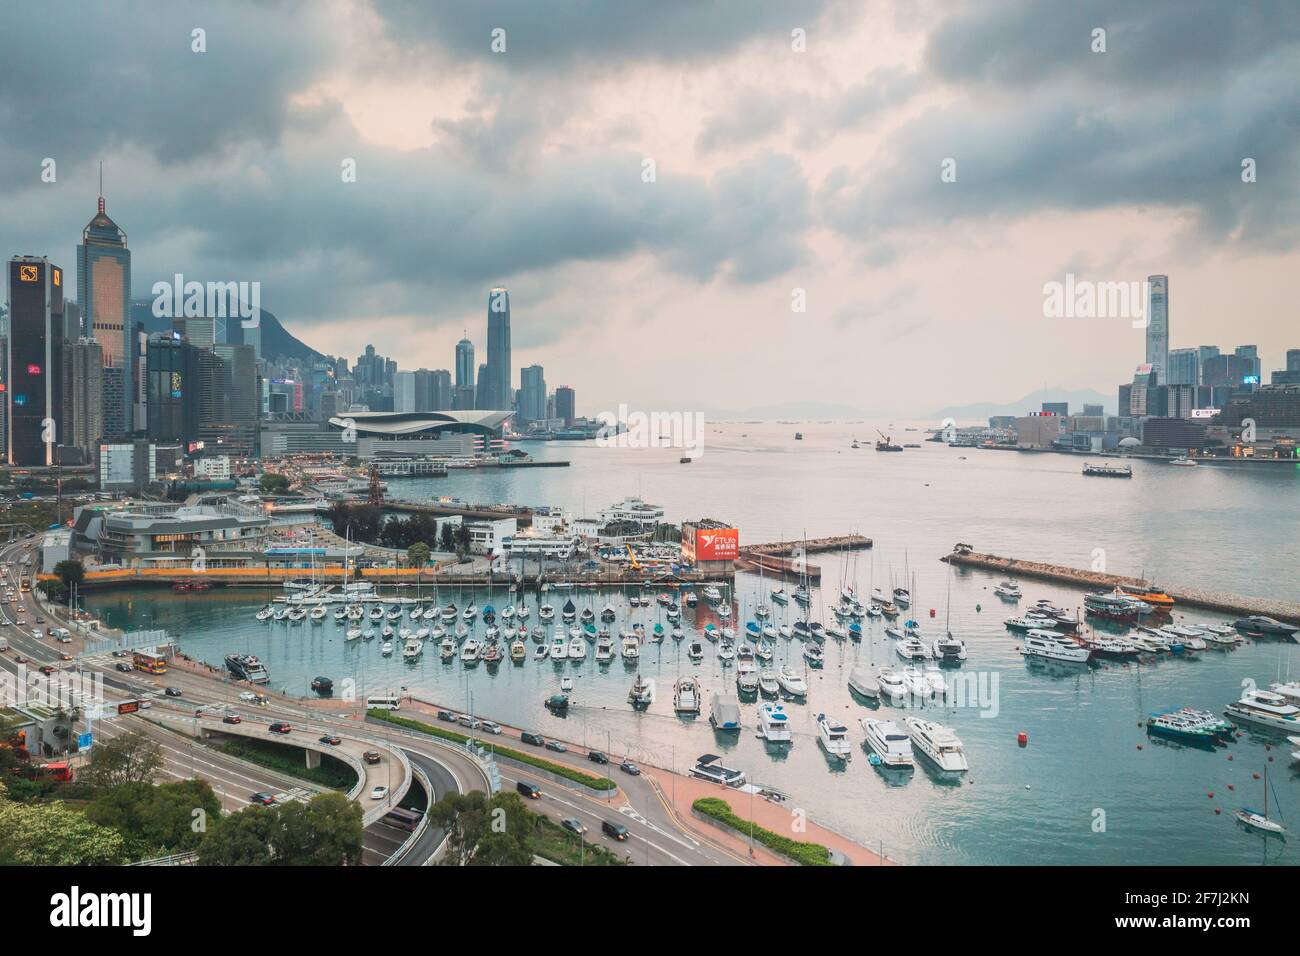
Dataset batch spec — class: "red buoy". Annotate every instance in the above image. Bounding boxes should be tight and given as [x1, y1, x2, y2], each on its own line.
[929, 608, 936, 618]
[1017, 732, 1028, 747]
[1214, 808, 1222, 815]
[1207, 792, 1214, 798]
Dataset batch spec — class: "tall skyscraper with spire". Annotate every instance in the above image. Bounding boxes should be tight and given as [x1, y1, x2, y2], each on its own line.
[455, 332, 475, 391]
[1145, 275, 1168, 384]
[78, 169, 133, 434]
[484, 286, 512, 411]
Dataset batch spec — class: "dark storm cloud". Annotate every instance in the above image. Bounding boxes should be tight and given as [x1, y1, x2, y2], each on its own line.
[373, 0, 839, 67]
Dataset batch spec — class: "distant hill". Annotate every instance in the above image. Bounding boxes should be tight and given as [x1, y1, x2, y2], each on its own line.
[932, 387, 1114, 422]
[131, 300, 325, 364]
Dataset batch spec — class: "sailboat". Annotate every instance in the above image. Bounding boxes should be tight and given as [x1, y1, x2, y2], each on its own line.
[1236, 765, 1286, 836]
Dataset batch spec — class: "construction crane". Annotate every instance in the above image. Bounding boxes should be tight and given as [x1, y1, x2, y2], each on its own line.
[625, 543, 641, 570]
[367, 465, 384, 506]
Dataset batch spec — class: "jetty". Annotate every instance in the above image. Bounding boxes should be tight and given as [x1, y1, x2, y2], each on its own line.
[737, 535, 872, 583]
[942, 547, 1300, 626]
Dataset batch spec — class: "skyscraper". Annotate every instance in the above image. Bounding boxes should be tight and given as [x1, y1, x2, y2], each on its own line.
[484, 287, 512, 411]
[520, 364, 546, 423]
[555, 385, 576, 425]
[65, 338, 105, 457]
[1145, 275, 1168, 382]
[455, 334, 475, 391]
[1167, 348, 1199, 386]
[77, 190, 132, 433]
[6, 256, 65, 465]
[1233, 345, 1261, 383]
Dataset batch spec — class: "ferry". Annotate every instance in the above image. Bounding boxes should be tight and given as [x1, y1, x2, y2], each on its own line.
[903, 717, 968, 772]
[225, 654, 269, 684]
[1118, 584, 1176, 611]
[1082, 462, 1132, 478]
[1145, 708, 1234, 746]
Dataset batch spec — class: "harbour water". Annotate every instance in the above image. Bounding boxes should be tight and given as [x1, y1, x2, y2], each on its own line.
[86, 422, 1300, 865]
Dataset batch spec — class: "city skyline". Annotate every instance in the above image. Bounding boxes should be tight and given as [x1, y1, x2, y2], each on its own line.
[3, 2, 1297, 415]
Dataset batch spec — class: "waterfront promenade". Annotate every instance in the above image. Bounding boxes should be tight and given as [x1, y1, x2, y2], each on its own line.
[943, 549, 1300, 624]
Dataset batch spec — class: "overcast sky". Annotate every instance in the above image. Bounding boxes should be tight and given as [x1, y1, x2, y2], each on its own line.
[3, 0, 1297, 416]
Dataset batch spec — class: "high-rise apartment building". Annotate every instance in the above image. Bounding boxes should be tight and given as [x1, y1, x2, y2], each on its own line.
[555, 385, 576, 425]
[520, 364, 546, 423]
[64, 337, 105, 456]
[1167, 348, 1199, 386]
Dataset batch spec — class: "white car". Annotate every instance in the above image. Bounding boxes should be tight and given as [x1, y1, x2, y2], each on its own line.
[238, 691, 260, 702]
[369, 786, 389, 800]
[479, 720, 503, 735]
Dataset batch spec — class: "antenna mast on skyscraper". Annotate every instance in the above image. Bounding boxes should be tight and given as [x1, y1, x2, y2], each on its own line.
[98, 160, 104, 214]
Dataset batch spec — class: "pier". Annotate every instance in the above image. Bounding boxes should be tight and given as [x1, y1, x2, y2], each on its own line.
[737, 534, 872, 582]
[942, 549, 1300, 625]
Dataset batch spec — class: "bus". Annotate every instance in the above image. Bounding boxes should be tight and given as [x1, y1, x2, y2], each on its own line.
[133, 650, 168, 675]
[381, 807, 423, 832]
[365, 693, 400, 711]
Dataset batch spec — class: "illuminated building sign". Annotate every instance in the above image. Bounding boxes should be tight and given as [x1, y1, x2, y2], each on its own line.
[26, 363, 41, 376]
[1190, 408, 1220, 419]
[18, 264, 38, 282]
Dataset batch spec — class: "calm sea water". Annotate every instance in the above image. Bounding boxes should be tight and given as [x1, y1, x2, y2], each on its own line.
[86, 422, 1300, 865]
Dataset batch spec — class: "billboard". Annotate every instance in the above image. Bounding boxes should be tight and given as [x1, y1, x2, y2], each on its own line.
[689, 527, 738, 562]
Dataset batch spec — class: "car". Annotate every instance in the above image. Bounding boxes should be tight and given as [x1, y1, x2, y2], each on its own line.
[14, 655, 28, 665]
[457, 714, 481, 730]
[111, 650, 127, 658]
[363, 750, 381, 765]
[319, 734, 342, 746]
[619, 760, 641, 776]
[0, 620, 8, 627]
[587, 750, 609, 765]
[479, 720, 503, 735]
[369, 785, 389, 800]
[437, 709, 458, 723]
[238, 691, 260, 702]
[268, 722, 292, 734]
[515, 780, 541, 799]
[601, 820, 629, 841]
[520, 731, 545, 746]
[561, 818, 588, 836]
[249, 792, 277, 806]
[138, 700, 152, 709]
[222, 714, 243, 724]
[115, 662, 133, 672]
[39, 665, 55, 676]
[545, 739, 567, 753]
[59, 653, 72, 661]
[164, 687, 183, 697]
[35, 617, 44, 624]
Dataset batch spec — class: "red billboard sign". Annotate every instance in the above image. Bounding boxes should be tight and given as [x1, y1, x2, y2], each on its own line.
[693, 528, 738, 561]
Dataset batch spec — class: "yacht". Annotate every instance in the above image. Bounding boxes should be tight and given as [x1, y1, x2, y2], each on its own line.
[710, 693, 743, 732]
[776, 665, 808, 697]
[568, 636, 587, 660]
[462, 604, 478, 622]
[272, 606, 290, 621]
[538, 603, 555, 622]
[993, 580, 1022, 600]
[511, 638, 527, 662]
[460, 639, 480, 663]
[595, 635, 614, 662]
[621, 635, 640, 660]
[716, 604, 732, 620]
[255, 605, 274, 621]
[895, 636, 930, 661]
[369, 605, 385, 621]
[533, 643, 549, 661]
[758, 669, 781, 697]
[770, 587, 789, 606]
[689, 641, 706, 662]
[224, 654, 269, 684]
[561, 599, 577, 622]
[817, 713, 853, 761]
[386, 607, 403, 621]
[717, 642, 735, 665]
[1269, 681, 1300, 707]
[441, 637, 456, 660]
[1021, 630, 1090, 663]
[1170, 456, 1197, 466]
[892, 587, 911, 608]
[441, 602, 458, 622]
[903, 717, 969, 772]
[345, 626, 363, 642]
[847, 665, 880, 700]
[287, 607, 307, 621]
[550, 636, 569, 660]
[600, 604, 616, 622]
[688, 754, 746, 787]
[932, 633, 968, 662]
[673, 677, 702, 715]
[381, 640, 394, 656]
[736, 660, 760, 695]
[501, 604, 516, 621]
[757, 703, 793, 743]
[1234, 615, 1299, 638]
[1225, 689, 1300, 733]
[628, 674, 655, 707]
[401, 636, 424, 661]
[876, 668, 909, 705]
[861, 718, 914, 767]
[802, 643, 824, 667]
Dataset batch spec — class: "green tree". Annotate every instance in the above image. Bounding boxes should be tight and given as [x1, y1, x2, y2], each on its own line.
[258, 472, 291, 495]
[439, 522, 455, 552]
[53, 559, 85, 590]
[84, 731, 163, 790]
[407, 541, 431, 571]
[270, 792, 363, 865]
[430, 791, 534, 866]
[86, 779, 221, 858]
[197, 806, 277, 866]
[0, 783, 126, 865]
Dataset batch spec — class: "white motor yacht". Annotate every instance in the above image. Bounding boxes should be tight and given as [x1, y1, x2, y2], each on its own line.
[568, 636, 587, 660]
[441, 637, 456, 660]
[903, 717, 969, 772]
[895, 636, 930, 661]
[776, 665, 808, 697]
[621, 635, 640, 660]
[861, 718, 914, 767]
[460, 639, 480, 663]
[1021, 630, 1090, 663]
[993, 580, 1022, 600]
[550, 636, 568, 660]
[758, 669, 781, 697]
[876, 668, 909, 705]
[1225, 689, 1300, 733]
[817, 712, 852, 760]
[673, 677, 702, 714]
[757, 703, 793, 743]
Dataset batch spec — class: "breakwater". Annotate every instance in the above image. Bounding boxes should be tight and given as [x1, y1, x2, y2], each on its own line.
[942, 549, 1300, 625]
[737, 534, 872, 582]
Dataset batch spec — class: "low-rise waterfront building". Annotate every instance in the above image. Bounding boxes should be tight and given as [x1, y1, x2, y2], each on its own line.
[502, 527, 578, 562]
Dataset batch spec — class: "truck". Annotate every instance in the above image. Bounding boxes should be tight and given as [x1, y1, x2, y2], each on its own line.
[0, 637, 9, 652]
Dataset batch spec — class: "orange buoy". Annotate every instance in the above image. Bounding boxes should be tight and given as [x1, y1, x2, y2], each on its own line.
[1017, 732, 1028, 747]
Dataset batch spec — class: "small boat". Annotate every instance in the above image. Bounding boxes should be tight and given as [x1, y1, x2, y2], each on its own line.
[381, 641, 394, 656]
[462, 603, 478, 622]
[688, 641, 706, 662]
[511, 638, 527, 662]
[892, 587, 911, 608]
[601, 604, 616, 622]
[560, 676, 573, 692]
[561, 599, 577, 622]
[441, 638, 456, 660]
[255, 605, 274, 621]
[673, 677, 702, 715]
[847, 665, 880, 700]
[595, 636, 614, 662]
[716, 642, 734, 665]
[381, 625, 394, 639]
[362, 628, 376, 641]
[993, 580, 1022, 600]
[334, 607, 348, 622]
[550, 636, 568, 660]
[1169, 456, 1197, 466]
[932, 633, 967, 662]
[460, 639, 481, 663]
[758, 669, 781, 698]
[861, 718, 914, 767]
[272, 606, 289, 621]
[345, 626, 363, 642]
[401, 636, 424, 661]
[621, 635, 641, 660]
[628, 674, 655, 707]
[770, 588, 789, 606]
[539, 603, 556, 622]
[736, 660, 760, 695]
[517, 605, 531, 621]
[533, 643, 549, 661]
[568, 637, 587, 660]
[385, 607, 402, 621]
[757, 703, 793, 743]
[776, 665, 807, 697]
[817, 713, 852, 761]
[579, 607, 595, 624]
[802, 643, 824, 667]
[710, 692, 743, 732]
[716, 604, 732, 620]
[877, 668, 908, 704]
[1235, 765, 1286, 837]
